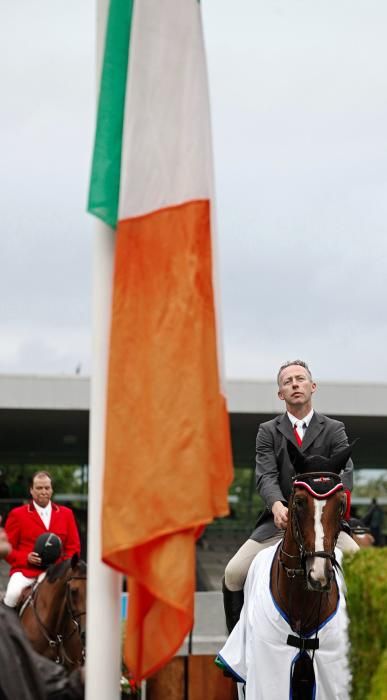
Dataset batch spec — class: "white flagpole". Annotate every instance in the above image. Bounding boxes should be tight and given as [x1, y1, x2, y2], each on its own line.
[86, 225, 122, 700]
[85, 2, 123, 697]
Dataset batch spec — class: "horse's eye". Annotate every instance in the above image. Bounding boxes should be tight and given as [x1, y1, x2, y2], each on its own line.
[294, 498, 305, 509]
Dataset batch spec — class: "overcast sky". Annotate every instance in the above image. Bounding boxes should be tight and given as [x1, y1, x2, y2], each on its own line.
[1, 0, 387, 383]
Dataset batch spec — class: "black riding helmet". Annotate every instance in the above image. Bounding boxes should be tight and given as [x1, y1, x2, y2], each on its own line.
[34, 533, 62, 568]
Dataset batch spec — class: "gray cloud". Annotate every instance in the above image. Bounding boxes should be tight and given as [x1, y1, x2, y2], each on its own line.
[1, 0, 387, 383]
[204, 0, 387, 381]
[0, 0, 94, 373]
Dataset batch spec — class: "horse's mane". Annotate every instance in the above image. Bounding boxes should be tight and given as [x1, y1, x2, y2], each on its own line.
[46, 557, 87, 583]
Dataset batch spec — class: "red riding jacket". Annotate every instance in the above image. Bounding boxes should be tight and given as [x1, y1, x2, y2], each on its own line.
[5, 502, 81, 577]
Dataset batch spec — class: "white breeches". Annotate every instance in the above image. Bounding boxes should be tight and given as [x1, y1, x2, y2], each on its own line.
[3, 572, 36, 607]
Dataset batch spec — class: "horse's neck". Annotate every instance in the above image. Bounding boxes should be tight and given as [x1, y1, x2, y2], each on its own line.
[37, 578, 69, 631]
[271, 529, 338, 636]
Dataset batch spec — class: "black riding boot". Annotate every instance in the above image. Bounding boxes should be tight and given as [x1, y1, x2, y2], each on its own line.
[1, 600, 17, 615]
[222, 577, 244, 634]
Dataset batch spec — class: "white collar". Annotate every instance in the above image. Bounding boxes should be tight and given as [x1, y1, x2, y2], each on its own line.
[287, 408, 314, 428]
[33, 500, 52, 515]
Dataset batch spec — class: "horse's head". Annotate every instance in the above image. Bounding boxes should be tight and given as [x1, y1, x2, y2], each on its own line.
[21, 554, 87, 669]
[287, 442, 353, 592]
[46, 554, 87, 660]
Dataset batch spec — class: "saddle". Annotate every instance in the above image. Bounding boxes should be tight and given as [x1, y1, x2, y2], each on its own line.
[16, 573, 46, 617]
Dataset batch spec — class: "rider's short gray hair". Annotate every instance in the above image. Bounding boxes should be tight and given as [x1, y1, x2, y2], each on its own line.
[277, 360, 313, 386]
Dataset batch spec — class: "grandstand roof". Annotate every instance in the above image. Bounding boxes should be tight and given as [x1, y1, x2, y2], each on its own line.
[0, 374, 385, 468]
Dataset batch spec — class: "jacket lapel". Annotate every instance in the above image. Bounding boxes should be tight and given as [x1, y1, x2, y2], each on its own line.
[275, 412, 325, 452]
[28, 502, 60, 530]
[49, 503, 60, 530]
[275, 414, 299, 447]
[301, 412, 325, 452]
[27, 502, 45, 528]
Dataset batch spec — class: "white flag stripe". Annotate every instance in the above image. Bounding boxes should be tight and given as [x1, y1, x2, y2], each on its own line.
[118, 0, 212, 220]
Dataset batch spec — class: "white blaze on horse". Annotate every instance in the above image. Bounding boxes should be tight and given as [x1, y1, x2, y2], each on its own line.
[218, 444, 354, 700]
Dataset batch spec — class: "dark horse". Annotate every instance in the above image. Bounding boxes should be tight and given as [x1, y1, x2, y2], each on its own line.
[20, 554, 87, 670]
[270, 443, 353, 700]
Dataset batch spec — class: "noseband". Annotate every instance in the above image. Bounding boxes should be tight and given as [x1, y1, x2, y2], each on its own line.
[280, 472, 344, 578]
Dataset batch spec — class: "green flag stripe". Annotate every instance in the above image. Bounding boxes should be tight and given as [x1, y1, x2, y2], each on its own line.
[87, 0, 134, 228]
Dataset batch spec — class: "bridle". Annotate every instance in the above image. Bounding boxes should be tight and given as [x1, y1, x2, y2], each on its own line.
[273, 465, 349, 663]
[279, 472, 344, 579]
[65, 574, 87, 647]
[27, 571, 87, 666]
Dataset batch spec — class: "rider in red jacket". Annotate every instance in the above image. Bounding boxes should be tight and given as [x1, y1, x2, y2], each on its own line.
[4, 471, 80, 607]
[0, 524, 84, 699]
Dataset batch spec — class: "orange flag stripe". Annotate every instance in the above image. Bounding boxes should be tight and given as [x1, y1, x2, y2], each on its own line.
[102, 199, 233, 679]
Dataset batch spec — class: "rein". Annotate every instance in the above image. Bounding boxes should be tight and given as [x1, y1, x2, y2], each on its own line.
[278, 505, 339, 578]
[273, 472, 344, 646]
[275, 544, 324, 636]
[279, 472, 344, 579]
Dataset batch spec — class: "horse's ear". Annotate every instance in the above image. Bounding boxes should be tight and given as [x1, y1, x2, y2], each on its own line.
[287, 441, 306, 473]
[71, 553, 80, 569]
[327, 440, 358, 474]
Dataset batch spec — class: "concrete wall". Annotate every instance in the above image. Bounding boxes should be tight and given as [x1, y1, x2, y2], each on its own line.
[1, 374, 386, 416]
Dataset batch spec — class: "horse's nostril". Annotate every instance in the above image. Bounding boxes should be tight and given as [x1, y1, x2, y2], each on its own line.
[307, 569, 332, 593]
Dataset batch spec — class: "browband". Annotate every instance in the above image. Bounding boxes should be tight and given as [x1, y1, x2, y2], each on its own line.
[293, 472, 344, 499]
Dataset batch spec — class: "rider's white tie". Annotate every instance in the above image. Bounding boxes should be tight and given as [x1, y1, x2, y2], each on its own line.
[36, 505, 51, 529]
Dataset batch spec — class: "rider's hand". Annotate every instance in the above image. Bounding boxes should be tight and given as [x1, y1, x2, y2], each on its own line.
[27, 551, 42, 566]
[272, 501, 288, 530]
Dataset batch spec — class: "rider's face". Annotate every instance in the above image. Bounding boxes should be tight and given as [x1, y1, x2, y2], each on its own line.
[30, 476, 53, 507]
[278, 365, 316, 412]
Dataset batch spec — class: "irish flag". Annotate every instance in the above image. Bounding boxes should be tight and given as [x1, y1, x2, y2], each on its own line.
[88, 0, 233, 681]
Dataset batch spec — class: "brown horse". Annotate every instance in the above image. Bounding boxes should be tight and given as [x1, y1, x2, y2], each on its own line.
[20, 554, 87, 670]
[218, 443, 354, 699]
[270, 443, 352, 699]
[217, 444, 354, 699]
